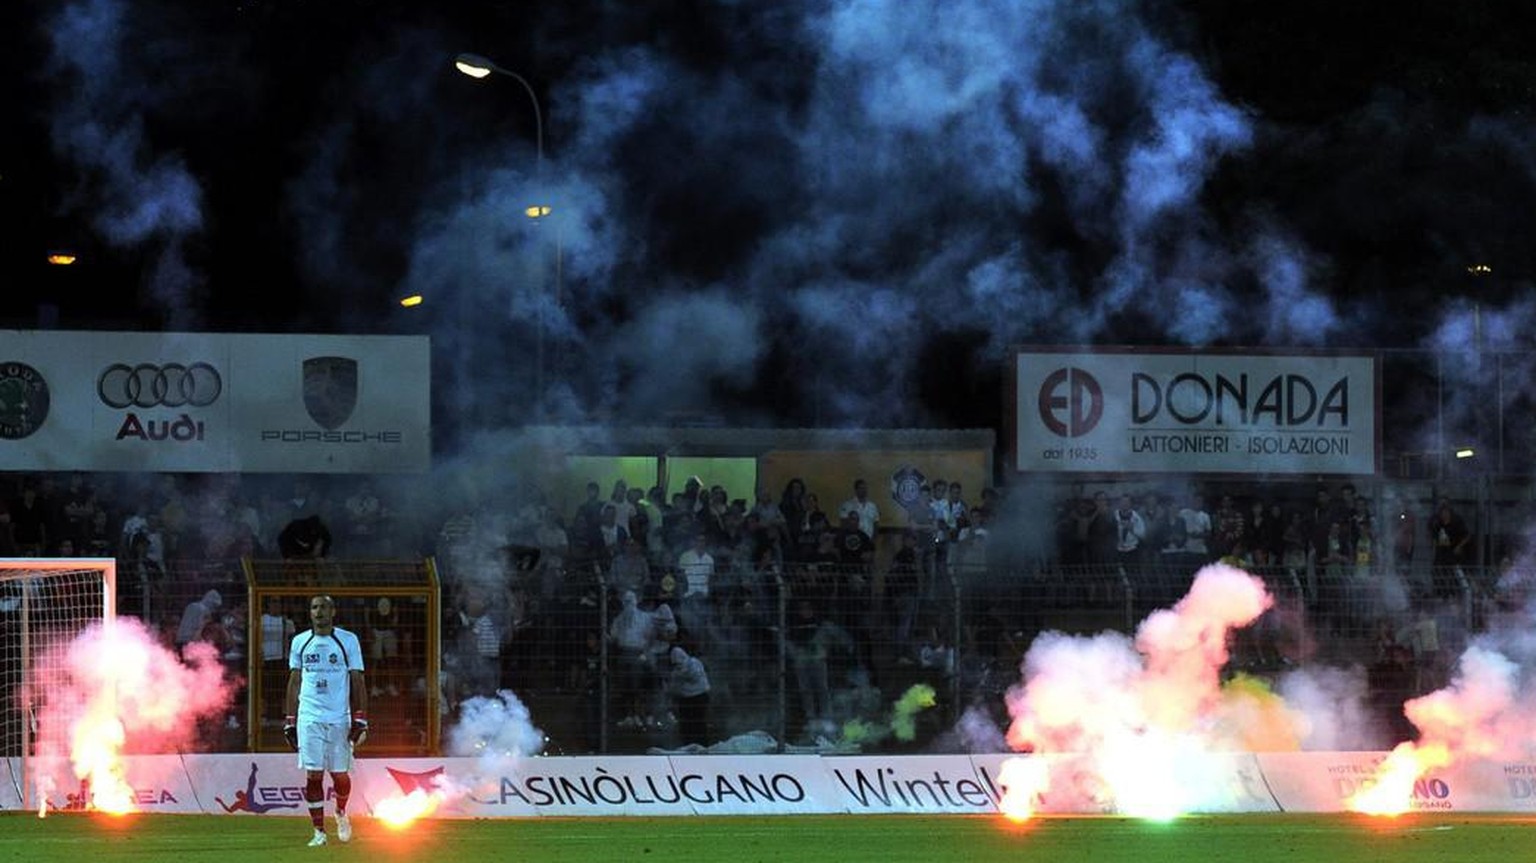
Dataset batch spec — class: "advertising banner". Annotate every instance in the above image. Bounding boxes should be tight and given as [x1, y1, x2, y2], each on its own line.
[1013, 349, 1376, 475]
[0, 331, 430, 473]
[182, 753, 358, 817]
[826, 755, 999, 814]
[968, 752, 1279, 815]
[23, 754, 202, 814]
[1256, 752, 1457, 814]
[10, 753, 1535, 816]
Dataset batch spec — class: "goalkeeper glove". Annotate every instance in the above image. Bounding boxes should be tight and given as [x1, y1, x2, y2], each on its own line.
[349, 712, 369, 745]
[283, 716, 298, 751]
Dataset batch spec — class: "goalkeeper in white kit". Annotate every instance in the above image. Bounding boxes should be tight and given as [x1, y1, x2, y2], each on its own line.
[285, 594, 368, 847]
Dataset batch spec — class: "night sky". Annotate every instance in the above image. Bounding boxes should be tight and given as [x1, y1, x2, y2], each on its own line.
[5, 0, 1536, 441]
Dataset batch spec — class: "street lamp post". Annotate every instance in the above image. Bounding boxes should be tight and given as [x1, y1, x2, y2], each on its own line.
[455, 52, 554, 422]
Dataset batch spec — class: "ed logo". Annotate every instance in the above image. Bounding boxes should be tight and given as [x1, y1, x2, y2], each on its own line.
[1038, 368, 1102, 438]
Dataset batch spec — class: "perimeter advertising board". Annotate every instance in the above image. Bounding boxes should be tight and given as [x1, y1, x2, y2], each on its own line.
[0, 331, 429, 473]
[1013, 349, 1377, 475]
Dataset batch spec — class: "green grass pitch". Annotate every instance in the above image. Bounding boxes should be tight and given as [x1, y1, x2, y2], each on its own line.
[1, 812, 1531, 862]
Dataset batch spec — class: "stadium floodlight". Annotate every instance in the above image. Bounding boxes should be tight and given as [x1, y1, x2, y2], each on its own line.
[0, 558, 116, 811]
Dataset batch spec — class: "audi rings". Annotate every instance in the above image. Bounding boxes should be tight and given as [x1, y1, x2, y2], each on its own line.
[97, 362, 223, 409]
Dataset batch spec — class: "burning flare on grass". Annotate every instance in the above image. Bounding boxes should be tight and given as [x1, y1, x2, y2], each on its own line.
[1346, 741, 1452, 816]
[369, 690, 545, 825]
[1000, 564, 1278, 820]
[26, 619, 233, 816]
[375, 788, 445, 828]
[1348, 644, 1521, 816]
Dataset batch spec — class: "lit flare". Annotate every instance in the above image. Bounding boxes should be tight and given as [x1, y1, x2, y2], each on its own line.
[1346, 741, 1451, 816]
[374, 789, 443, 829]
[997, 756, 1050, 823]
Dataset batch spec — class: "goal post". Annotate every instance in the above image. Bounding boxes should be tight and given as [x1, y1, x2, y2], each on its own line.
[0, 558, 116, 810]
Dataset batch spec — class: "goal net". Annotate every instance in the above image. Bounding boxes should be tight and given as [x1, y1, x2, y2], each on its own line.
[0, 558, 115, 810]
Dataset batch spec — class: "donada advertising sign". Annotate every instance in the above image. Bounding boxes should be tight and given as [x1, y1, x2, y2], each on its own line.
[0, 331, 430, 473]
[1012, 348, 1377, 475]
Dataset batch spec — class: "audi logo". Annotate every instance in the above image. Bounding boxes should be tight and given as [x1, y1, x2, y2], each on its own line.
[97, 362, 223, 409]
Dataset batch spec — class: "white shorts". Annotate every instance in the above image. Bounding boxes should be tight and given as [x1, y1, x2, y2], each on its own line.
[297, 721, 353, 773]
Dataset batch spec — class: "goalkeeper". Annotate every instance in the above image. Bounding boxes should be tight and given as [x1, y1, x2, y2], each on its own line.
[284, 594, 368, 847]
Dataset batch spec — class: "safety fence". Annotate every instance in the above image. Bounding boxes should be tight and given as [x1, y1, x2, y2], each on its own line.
[96, 557, 1509, 755]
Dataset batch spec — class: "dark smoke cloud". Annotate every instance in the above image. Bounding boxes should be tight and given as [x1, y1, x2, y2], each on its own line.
[362, 0, 1348, 429]
[46, 0, 205, 326]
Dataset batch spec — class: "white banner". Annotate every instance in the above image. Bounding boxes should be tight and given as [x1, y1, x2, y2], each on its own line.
[0, 331, 430, 473]
[8, 753, 1534, 816]
[1013, 350, 1376, 475]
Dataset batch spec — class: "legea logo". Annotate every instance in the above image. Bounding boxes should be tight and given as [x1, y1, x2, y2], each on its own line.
[1038, 368, 1102, 437]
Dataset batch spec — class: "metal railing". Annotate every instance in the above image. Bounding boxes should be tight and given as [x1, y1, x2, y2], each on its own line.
[99, 557, 1502, 755]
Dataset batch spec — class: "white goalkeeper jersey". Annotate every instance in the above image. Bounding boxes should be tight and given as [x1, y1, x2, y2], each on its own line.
[289, 626, 365, 723]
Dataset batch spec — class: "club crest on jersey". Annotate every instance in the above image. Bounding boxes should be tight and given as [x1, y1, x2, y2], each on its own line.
[329, 653, 339, 664]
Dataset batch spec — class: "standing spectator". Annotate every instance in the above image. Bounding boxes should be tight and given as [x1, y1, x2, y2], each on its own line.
[668, 645, 711, 746]
[1281, 510, 1309, 576]
[1429, 500, 1471, 600]
[785, 599, 840, 736]
[1112, 494, 1146, 571]
[533, 507, 569, 602]
[8, 483, 50, 555]
[609, 480, 636, 536]
[341, 481, 386, 558]
[176, 589, 224, 652]
[609, 590, 660, 728]
[886, 532, 921, 645]
[595, 504, 629, 572]
[943, 482, 969, 543]
[610, 537, 651, 596]
[1213, 495, 1245, 559]
[1178, 494, 1213, 565]
[908, 485, 941, 591]
[750, 489, 790, 549]
[677, 533, 715, 643]
[260, 596, 296, 715]
[1085, 491, 1117, 566]
[0, 503, 16, 556]
[778, 479, 809, 545]
[838, 479, 880, 540]
[280, 515, 333, 560]
[1388, 493, 1416, 580]
[454, 590, 502, 698]
[574, 482, 605, 534]
[678, 533, 715, 600]
[58, 474, 96, 548]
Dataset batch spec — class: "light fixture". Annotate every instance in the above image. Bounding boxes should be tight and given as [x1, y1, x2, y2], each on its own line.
[454, 53, 494, 78]
[1466, 264, 1492, 275]
[399, 295, 423, 308]
[524, 205, 551, 219]
[1455, 448, 1476, 459]
[47, 253, 77, 266]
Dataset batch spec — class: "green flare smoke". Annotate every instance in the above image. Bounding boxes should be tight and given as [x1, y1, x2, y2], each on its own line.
[891, 684, 937, 741]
